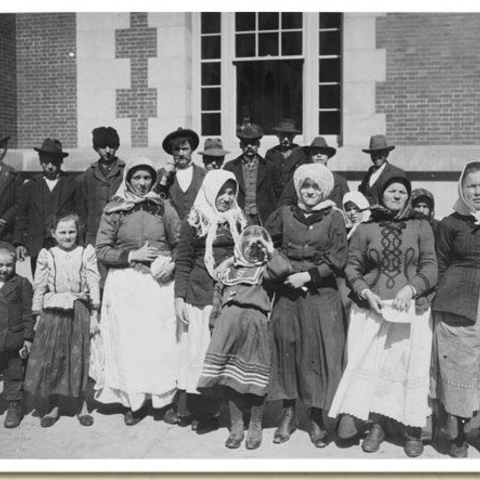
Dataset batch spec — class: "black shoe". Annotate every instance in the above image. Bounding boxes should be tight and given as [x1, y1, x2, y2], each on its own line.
[78, 414, 94, 427]
[4, 401, 23, 429]
[450, 438, 468, 458]
[163, 407, 180, 425]
[362, 424, 385, 453]
[308, 408, 328, 448]
[273, 406, 297, 444]
[404, 439, 424, 457]
[337, 414, 359, 440]
[196, 417, 219, 435]
[40, 415, 59, 428]
[124, 409, 143, 426]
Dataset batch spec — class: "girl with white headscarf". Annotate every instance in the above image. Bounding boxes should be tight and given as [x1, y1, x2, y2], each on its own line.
[93, 158, 180, 425]
[342, 191, 371, 240]
[265, 163, 348, 448]
[431, 161, 480, 457]
[168, 169, 247, 431]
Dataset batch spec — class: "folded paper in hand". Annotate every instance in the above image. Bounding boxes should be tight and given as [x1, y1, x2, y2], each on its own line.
[381, 299, 415, 323]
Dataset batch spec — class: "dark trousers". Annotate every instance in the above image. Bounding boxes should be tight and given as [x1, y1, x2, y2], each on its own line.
[0, 351, 23, 402]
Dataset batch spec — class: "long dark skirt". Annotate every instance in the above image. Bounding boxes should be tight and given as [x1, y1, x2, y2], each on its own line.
[268, 285, 345, 409]
[24, 300, 90, 399]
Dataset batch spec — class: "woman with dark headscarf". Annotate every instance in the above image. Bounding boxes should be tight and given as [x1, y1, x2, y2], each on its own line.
[266, 163, 347, 448]
[329, 171, 437, 457]
[93, 158, 180, 425]
[432, 161, 480, 457]
[410, 188, 440, 234]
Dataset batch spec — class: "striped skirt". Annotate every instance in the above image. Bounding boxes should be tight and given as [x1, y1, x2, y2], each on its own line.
[197, 304, 271, 397]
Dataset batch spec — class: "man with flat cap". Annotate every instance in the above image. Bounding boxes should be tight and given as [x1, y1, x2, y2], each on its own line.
[359, 134, 406, 205]
[223, 119, 282, 225]
[156, 127, 206, 220]
[13, 138, 84, 274]
[0, 134, 22, 243]
[265, 118, 307, 192]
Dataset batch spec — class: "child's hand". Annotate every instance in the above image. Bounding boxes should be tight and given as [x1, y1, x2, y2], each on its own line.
[175, 297, 189, 326]
[90, 311, 100, 336]
[284, 272, 311, 289]
[214, 257, 234, 281]
[256, 237, 275, 257]
[20, 340, 32, 359]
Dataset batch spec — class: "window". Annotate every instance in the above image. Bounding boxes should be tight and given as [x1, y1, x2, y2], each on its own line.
[235, 13, 303, 134]
[200, 12, 222, 135]
[318, 13, 342, 135]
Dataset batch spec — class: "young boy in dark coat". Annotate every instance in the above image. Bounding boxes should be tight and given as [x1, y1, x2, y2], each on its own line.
[0, 242, 34, 428]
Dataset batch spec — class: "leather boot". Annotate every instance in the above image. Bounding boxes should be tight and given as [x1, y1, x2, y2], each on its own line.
[362, 423, 385, 453]
[441, 414, 460, 440]
[246, 395, 265, 450]
[464, 412, 480, 438]
[404, 426, 424, 458]
[450, 434, 468, 458]
[308, 407, 328, 448]
[4, 401, 23, 429]
[273, 400, 296, 444]
[225, 390, 245, 449]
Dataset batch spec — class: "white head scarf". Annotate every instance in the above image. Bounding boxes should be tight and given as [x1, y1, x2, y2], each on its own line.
[453, 161, 480, 225]
[106, 157, 161, 213]
[188, 169, 247, 278]
[342, 191, 371, 239]
[293, 163, 335, 212]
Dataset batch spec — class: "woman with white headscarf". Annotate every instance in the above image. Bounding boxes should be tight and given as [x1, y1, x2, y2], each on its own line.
[93, 158, 180, 425]
[432, 161, 480, 457]
[168, 169, 247, 432]
[265, 163, 348, 448]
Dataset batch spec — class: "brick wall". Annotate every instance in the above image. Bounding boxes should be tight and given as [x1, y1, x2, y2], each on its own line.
[16, 13, 77, 149]
[0, 14, 17, 146]
[376, 13, 480, 145]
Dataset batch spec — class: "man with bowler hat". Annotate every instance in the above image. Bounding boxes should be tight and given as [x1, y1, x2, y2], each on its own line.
[223, 119, 282, 225]
[265, 118, 307, 191]
[0, 134, 22, 242]
[279, 136, 349, 209]
[156, 127, 206, 220]
[13, 138, 84, 274]
[359, 134, 406, 205]
[198, 138, 230, 171]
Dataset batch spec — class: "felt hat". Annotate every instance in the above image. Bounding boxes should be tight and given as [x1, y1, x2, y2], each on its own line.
[34, 138, 69, 158]
[198, 138, 230, 157]
[162, 127, 200, 155]
[236, 119, 264, 141]
[362, 134, 395, 154]
[272, 118, 300, 134]
[92, 126, 120, 149]
[303, 136, 337, 159]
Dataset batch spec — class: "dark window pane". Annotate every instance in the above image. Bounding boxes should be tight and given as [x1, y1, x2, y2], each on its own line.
[201, 35, 221, 59]
[202, 113, 221, 136]
[201, 88, 221, 110]
[236, 34, 255, 57]
[201, 62, 221, 86]
[282, 32, 302, 56]
[236, 59, 303, 134]
[259, 33, 279, 57]
[319, 110, 340, 135]
[282, 12, 302, 29]
[319, 12, 342, 29]
[259, 12, 279, 30]
[236, 12, 255, 31]
[201, 12, 221, 34]
[319, 58, 342, 82]
[319, 30, 341, 55]
[319, 84, 341, 109]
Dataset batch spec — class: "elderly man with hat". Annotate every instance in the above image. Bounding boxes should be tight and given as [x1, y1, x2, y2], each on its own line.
[155, 127, 206, 220]
[265, 119, 307, 191]
[0, 134, 22, 243]
[13, 138, 84, 274]
[223, 119, 283, 225]
[358, 134, 406, 205]
[279, 136, 349, 209]
[198, 138, 230, 171]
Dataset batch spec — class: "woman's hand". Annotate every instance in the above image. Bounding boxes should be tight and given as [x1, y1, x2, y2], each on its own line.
[284, 272, 311, 289]
[155, 259, 175, 283]
[365, 290, 383, 315]
[392, 285, 413, 312]
[130, 241, 160, 263]
[256, 236, 275, 257]
[33, 314, 41, 332]
[175, 297, 189, 326]
[90, 310, 100, 336]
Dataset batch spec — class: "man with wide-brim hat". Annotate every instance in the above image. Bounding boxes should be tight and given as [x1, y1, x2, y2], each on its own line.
[358, 134, 406, 205]
[223, 118, 282, 225]
[155, 127, 205, 221]
[198, 138, 230, 171]
[279, 136, 349, 209]
[0, 134, 23, 244]
[265, 118, 307, 191]
[13, 138, 84, 274]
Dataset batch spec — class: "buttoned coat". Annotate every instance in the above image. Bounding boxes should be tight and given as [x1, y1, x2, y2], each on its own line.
[358, 162, 406, 205]
[265, 144, 307, 192]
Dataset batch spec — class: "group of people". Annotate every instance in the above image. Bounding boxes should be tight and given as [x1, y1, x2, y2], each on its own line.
[0, 118, 478, 460]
